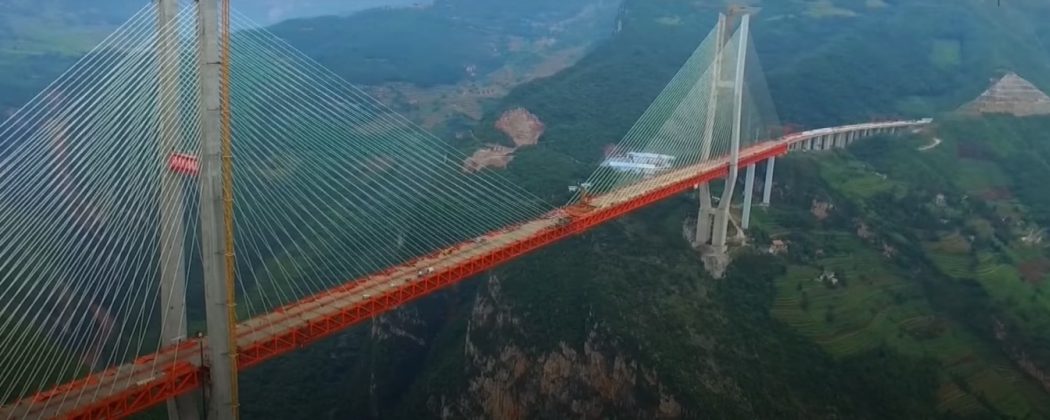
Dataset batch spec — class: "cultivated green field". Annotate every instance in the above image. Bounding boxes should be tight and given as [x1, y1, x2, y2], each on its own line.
[755, 122, 1050, 417]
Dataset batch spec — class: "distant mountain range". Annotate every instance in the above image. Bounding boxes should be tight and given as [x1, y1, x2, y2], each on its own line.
[240, 0, 431, 24]
[0, 0, 431, 27]
[0, 0, 435, 111]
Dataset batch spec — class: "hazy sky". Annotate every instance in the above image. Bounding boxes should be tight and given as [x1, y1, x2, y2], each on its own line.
[244, 0, 433, 24]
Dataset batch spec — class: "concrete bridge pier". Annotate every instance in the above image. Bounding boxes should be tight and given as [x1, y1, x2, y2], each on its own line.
[762, 157, 775, 206]
[741, 164, 756, 229]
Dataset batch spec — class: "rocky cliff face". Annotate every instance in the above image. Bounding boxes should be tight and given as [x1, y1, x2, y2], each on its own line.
[428, 274, 682, 419]
[959, 72, 1050, 116]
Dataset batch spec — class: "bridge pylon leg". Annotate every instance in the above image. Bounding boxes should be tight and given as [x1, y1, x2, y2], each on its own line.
[693, 13, 725, 248]
[196, 0, 239, 418]
[157, 0, 201, 418]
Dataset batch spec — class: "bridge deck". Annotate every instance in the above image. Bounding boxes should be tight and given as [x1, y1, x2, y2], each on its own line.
[1, 119, 929, 419]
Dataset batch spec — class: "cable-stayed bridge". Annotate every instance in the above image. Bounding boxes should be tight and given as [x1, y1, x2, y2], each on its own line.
[0, 2, 931, 419]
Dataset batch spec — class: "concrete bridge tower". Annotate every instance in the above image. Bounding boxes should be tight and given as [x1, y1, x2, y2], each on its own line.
[196, 0, 240, 418]
[694, 13, 751, 276]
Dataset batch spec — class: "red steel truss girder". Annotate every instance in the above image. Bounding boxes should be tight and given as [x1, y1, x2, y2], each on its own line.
[64, 363, 200, 420]
[22, 143, 788, 420]
[235, 145, 787, 368]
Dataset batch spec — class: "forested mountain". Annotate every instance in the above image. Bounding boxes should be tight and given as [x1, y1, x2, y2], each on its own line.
[269, 0, 620, 86]
[0, 0, 428, 112]
[236, 0, 1050, 418]
[0, 0, 421, 26]
[2, 0, 1050, 418]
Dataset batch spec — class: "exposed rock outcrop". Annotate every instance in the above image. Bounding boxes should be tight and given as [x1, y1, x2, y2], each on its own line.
[959, 72, 1050, 117]
[429, 275, 683, 419]
[496, 108, 545, 147]
[463, 108, 545, 172]
[811, 199, 833, 220]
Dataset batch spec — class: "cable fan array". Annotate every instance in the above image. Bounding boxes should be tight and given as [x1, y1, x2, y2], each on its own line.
[0, 2, 782, 415]
[223, 11, 553, 320]
[572, 18, 780, 204]
[0, 3, 203, 408]
[0, 2, 555, 410]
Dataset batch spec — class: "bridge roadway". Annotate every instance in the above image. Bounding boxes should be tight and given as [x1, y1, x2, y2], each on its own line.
[1, 119, 930, 419]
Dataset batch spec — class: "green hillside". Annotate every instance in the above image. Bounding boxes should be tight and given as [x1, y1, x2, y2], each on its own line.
[1, 0, 1049, 418]
[238, 0, 1050, 419]
[269, 0, 620, 87]
[758, 115, 1050, 418]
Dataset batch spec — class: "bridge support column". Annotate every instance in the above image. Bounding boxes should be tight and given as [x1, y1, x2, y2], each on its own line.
[196, 0, 239, 418]
[762, 157, 775, 206]
[157, 0, 201, 418]
[741, 164, 756, 229]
